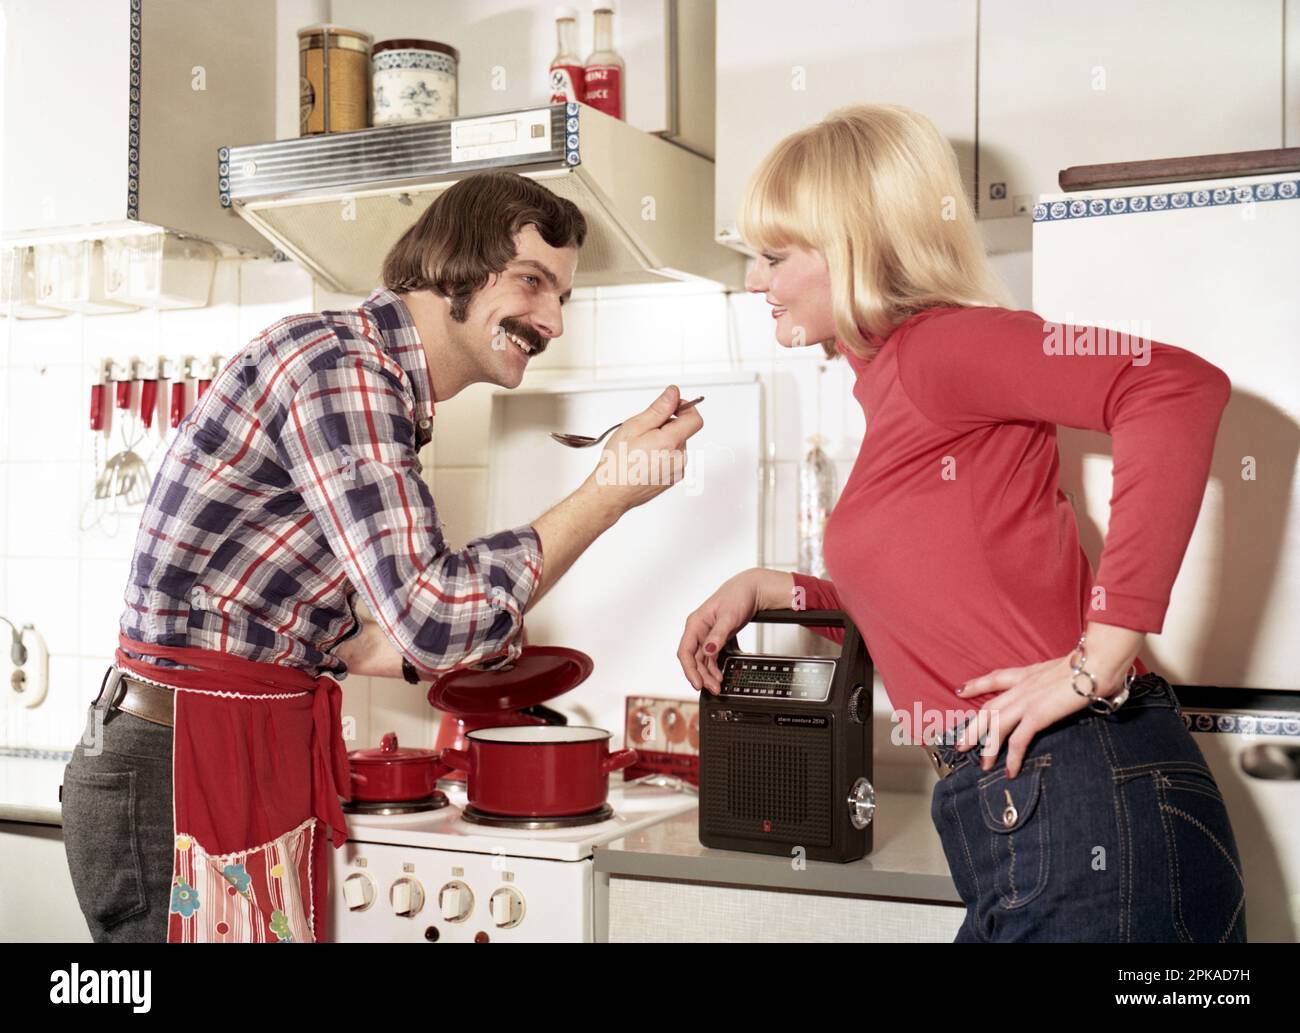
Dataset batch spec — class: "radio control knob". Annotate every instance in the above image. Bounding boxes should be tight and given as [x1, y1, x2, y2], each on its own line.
[848, 777, 876, 829]
[848, 683, 868, 723]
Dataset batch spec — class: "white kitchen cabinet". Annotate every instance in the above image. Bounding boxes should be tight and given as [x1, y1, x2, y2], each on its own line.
[1, 0, 276, 248]
[978, 0, 1285, 220]
[607, 877, 966, 942]
[714, 0, 978, 248]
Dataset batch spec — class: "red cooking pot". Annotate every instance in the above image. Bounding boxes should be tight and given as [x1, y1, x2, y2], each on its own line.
[441, 726, 637, 817]
[433, 704, 568, 783]
[348, 732, 450, 802]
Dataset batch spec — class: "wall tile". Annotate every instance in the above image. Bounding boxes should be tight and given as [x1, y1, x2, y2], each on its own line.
[6, 308, 81, 369]
[430, 467, 489, 546]
[7, 362, 83, 463]
[338, 674, 371, 754]
[529, 297, 595, 371]
[237, 259, 315, 346]
[7, 460, 83, 557]
[432, 381, 495, 467]
[78, 557, 132, 663]
[680, 291, 731, 365]
[593, 295, 684, 367]
[5, 557, 80, 657]
[766, 460, 799, 568]
[367, 675, 437, 751]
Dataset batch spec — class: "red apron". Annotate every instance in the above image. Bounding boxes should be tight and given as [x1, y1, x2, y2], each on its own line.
[115, 633, 352, 943]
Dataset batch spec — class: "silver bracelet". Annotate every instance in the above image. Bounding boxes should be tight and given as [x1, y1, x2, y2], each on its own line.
[1068, 632, 1136, 714]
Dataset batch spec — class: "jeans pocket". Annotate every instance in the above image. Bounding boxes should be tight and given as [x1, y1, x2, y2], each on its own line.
[977, 754, 1052, 910]
[1153, 763, 1247, 943]
[61, 764, 149, 932]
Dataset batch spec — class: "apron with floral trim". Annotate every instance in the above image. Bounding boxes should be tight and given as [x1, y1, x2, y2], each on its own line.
[116, 633, 352, 943]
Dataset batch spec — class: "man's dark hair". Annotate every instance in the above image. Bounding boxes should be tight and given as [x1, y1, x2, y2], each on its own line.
[382, 171, 587, 321]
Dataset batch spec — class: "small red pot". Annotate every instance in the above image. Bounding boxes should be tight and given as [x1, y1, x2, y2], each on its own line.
[441, 726, 637, 817]
[348, 732, 450, 802]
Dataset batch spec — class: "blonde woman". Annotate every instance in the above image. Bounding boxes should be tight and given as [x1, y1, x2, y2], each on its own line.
[677, 104, 1246, 943]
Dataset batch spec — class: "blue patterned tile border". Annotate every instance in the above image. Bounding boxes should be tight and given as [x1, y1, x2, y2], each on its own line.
[0, 747, 74, 762]
[1033, 178, 1299, 223]
[1171, 685, 1300, 737]
[1182, 710, 1300, 737]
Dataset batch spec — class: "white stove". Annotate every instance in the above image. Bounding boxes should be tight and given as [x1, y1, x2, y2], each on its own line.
[327, 777, 697, 942]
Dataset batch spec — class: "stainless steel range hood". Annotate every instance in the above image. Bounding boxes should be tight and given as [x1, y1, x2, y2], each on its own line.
[220, 103, 744, 293]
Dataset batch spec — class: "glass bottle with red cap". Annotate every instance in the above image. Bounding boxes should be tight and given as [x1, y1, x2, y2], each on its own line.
[549, 6, 585, 104]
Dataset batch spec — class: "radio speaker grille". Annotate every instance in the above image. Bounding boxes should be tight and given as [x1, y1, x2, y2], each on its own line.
[703, 721, 832, 846]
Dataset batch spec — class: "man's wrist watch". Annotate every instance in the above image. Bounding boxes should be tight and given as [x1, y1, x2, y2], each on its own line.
[401, 658, 421, 684]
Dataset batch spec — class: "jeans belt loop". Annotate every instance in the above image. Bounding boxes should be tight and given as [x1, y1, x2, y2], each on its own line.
[93, 665, 125, 714]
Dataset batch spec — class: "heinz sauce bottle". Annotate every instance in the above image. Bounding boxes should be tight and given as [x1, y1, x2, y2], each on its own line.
[549, 7, 585, 104]
[583, 3, 624, 119]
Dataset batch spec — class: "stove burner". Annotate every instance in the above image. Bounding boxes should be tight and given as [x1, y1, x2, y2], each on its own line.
[459, 803, 615, 830]
[342, 790, 451, 816]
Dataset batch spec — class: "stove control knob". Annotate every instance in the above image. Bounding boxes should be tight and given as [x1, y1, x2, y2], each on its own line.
[439, 880, 473, 922]
[489, 887, 526, 929]
[343, 872, 377, 911]
[390, 877, 425, 917]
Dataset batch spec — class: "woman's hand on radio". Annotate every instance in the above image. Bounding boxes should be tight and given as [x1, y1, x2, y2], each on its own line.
[677, 568, 793, 694]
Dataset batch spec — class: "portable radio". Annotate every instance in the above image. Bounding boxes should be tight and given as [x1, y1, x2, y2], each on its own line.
[698, 609, 874, 863]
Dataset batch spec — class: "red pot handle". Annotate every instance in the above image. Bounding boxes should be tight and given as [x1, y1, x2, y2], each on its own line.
[440, 747, 471, 772]
[601, 748, 638, 775]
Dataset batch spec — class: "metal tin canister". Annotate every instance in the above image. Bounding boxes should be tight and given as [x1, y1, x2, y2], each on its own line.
[371, 38, 459, 125]
[298, 24, 373, 135]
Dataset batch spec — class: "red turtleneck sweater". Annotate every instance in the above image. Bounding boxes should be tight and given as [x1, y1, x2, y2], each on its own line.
[792, 305, 1230, 725]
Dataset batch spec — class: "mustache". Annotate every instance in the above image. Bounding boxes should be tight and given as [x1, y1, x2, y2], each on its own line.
[496, 319, 547, 355]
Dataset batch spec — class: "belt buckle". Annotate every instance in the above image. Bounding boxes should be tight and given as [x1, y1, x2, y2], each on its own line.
[927, 745, 956, 779]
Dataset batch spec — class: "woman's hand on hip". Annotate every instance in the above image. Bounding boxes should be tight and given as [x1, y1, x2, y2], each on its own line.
[952, 623, 1145, 779]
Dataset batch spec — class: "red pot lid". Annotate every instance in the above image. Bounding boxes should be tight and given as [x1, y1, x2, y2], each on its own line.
[427, 646, 593, 716]
[349, 731, 439, 766]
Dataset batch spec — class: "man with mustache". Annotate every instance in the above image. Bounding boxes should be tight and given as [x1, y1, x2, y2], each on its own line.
[63, 171, 702, 943]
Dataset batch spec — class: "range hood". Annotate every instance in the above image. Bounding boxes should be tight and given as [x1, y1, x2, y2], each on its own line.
[219, 102, 745, 292]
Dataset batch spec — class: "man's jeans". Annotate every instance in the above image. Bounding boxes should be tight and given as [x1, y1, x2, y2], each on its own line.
[929, 672, 1248, 942]
[61, 667, 173, 943]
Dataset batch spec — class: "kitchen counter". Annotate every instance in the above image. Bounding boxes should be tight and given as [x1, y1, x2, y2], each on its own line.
[0, 752, 69, 827]
[593, 787, 960, 903]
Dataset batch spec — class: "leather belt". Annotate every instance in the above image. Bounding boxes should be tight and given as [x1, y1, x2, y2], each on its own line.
[99, 667, 175, 728]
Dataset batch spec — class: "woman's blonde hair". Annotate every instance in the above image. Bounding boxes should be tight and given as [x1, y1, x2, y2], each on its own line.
[738, 103, 1012, 359]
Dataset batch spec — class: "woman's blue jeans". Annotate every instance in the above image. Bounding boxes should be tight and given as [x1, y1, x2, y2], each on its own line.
[929, 672, 1248, 942]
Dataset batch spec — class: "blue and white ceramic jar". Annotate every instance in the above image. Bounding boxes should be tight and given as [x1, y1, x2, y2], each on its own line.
[371, 38, 459, 125]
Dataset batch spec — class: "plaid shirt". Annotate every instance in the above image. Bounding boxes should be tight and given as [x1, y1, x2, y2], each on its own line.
[119, 287, 543, 677]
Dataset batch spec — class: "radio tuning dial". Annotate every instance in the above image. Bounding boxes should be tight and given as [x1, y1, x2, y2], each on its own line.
[848, 683, 867, 723]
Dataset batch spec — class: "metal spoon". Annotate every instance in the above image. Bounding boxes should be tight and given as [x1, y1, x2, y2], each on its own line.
[549, 395, 704, 448]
